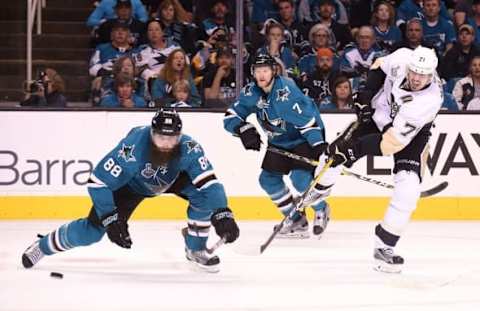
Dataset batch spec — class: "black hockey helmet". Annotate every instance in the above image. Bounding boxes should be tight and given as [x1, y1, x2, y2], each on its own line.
[151, 108, 182, 136]
[251, 53, 277, 76]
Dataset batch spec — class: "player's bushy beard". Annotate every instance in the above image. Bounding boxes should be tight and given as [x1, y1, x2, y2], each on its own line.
[149, 140, 181, 167]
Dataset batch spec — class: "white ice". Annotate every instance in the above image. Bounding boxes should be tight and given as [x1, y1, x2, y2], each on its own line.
[1, 220, 480, 311]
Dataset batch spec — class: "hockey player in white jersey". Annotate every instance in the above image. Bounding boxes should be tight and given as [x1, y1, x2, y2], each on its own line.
[307, 46, 442, 273]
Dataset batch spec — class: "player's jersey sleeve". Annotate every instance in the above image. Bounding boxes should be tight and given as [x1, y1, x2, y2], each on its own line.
[87, 127, 142, 218]
[223, 83, 259, 135]
[378, 48, 411, 77]
[279, 82, 326, 147]
[390, 84, 442, 146]
[182, 139, 228, 210]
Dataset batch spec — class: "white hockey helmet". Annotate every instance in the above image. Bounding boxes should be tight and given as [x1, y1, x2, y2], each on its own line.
[408, 46, 438, 75]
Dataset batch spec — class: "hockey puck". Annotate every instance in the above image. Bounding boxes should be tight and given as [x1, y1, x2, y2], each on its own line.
[50, 272, 63, 279]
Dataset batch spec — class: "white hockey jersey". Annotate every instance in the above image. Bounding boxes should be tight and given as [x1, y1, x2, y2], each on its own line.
[371, 48, 443, 146]
[134, 44, 180, 80]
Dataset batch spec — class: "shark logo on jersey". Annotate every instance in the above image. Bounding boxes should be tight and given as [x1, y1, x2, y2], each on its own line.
[186, 141, 202, 154]
[141, 163, 157, 179]
[256, 96, 269, 109]
[158, 165, 168, 175]
[243, 84, 253, 97]
[118, 144, 136, 162]
[276, 86, 291, 102]
[260, 110, 286, 138]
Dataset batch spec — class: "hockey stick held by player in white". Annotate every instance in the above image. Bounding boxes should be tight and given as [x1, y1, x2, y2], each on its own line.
[267, 146, 448, 198]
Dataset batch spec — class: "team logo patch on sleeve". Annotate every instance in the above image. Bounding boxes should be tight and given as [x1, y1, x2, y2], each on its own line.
[186, 141, 202, 154]
[276, 86, 290, 102]
[118, 144, 136, 162]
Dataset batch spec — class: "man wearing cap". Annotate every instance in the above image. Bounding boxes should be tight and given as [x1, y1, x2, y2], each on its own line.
[197, 0, 235, 43]
[95, 0, 147, 47]
[301, 48, 339, 106]
[203, 47, 239, 104]
[315, 0, 353, 51]
[440, 24, 480, 81]
[89, 22, 137, 78]
[87, 0, 148, 28]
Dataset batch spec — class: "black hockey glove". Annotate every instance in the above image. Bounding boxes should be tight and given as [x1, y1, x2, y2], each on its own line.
[353, 93, 373, 124]
[327, 121, 360, 168]
[312, 142, 329, 158]
[236, 122, 262, 151]
[211, 208, 239, 243]
[101, 211, 132, 249]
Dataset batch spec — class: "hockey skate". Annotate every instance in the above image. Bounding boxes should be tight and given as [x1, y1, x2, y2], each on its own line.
[302, 184, 332, 207]
[21, 240, 45, 269]
[313, 203, 330, 236]
[275, 212, 309, 239]
[373, 247, 404, 273]
[185, 248, 220, 273]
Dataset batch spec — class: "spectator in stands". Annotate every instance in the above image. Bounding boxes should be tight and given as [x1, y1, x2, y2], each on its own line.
[298, 23, 336, 77]
[89, 22, 135, 78]
[94, 0, 147, 47]
[371, 1, 402, 52]
[251, 0, 279, 25]
[340, 26, 379, 81]
[98, 55, 145, 102]
[314, 0, 353, 51]
[392, 18, 432, 51]
[453, 56, 480, 110]
[318, 75, 353, 110]
[157, 0, 197, 55]
[396, 0, 450, 31]
[421, 0, 456, 56]
[275, 0, 307, 56]
[169, 79, 194, 107]
[149, 0, 193, 22]
[301, 48, 338, 106]
[440, 24, 480, 81]
[197, 0, 235, 42]
[20, 69, 67, 108]
[100, 73, 147, 108]
[471, 0, 480, 45]
[87, 0, 148, 28]
[257, 22, 296, 76]
[203, 47, 237, 104]
[135, 19, 179, 81]
[297, 0, 349, 25]
[151, 48, 201, 106]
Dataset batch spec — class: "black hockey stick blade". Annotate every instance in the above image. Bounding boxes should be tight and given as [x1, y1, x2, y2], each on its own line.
[420, 181, 448, 198]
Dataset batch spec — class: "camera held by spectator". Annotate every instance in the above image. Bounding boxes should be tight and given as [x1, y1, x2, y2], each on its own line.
[21, 68, 67, 107]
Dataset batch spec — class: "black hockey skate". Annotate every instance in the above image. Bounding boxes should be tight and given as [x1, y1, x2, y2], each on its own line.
[373, 247, 404, 273]
[275, 212, 309, 239]
[313, 203, 330, 236]
[185, 248, 220, 273]
[22, 240, 45, 269]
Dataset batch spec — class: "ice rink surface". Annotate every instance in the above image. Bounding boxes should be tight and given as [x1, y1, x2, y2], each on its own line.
[1, 220, 480, 311]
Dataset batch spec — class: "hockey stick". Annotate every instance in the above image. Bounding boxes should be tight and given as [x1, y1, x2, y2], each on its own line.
[181, 227, 225, 254]
[267, 146, 448, 198]
[259, 158, 333, 254]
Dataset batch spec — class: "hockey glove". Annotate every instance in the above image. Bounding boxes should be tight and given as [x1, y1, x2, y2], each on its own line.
[353, 93, 373, 124]
[312, 142, 329, 159]
[327, 121, 360, 168]
[236, 123, 262, 151]
[101, 211, 132, 249]
[211, 208, 239, 243]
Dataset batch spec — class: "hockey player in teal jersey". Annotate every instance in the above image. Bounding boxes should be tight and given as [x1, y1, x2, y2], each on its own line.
[224, 54, 330, 238]
[21, 109, 239, 273]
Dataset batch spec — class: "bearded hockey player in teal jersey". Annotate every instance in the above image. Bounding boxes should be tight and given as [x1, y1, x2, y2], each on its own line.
[224, 54, 330, 238]
[22, 109, 239, 273]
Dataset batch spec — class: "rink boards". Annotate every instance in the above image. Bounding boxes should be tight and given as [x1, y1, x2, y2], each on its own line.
[1, 111, 479, 219]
